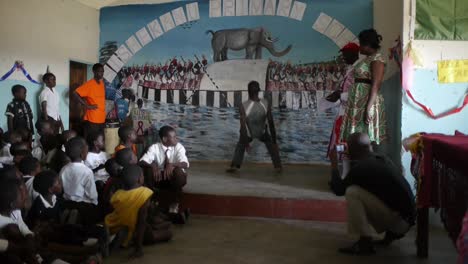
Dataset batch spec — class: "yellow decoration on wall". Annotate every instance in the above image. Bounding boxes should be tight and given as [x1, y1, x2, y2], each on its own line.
[438, 59, 468, 83]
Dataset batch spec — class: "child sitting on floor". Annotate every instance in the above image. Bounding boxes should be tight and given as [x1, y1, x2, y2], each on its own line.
[0, 177, 39, 264]
[85, 132, 110, 187]
[101, 159, 123, 216]
[32, 119, 54, 162]
[26, 170, 109, 260]
[0, 130, 21, 166]
[105, 164, 172, 258]
[48, 130, 76, 173]
[114, 126, 138, 156]
[60, 137, 98, 226]
[115, 147, 138, 167]
[18, 156, 41, 212]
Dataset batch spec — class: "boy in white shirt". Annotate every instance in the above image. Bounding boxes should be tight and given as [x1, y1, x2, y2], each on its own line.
[85, 132, 110, 184]
[140, 126, 189, 224]
[60, 137, 98, 226]
[39, 73, 64, 133]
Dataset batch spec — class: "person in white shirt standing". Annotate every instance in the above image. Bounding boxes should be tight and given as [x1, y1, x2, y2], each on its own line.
[59, 137, 98, 226]
[140, 126, 189, 224]
[40, 73, 64, 134]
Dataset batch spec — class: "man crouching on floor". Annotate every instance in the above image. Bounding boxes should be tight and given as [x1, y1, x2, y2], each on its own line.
[330, 132, 416, 256]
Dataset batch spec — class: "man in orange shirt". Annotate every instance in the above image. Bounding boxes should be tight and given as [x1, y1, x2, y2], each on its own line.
[73, 63, 106, 138]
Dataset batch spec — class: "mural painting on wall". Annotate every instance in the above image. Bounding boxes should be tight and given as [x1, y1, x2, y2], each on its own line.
[100, 0, 373, 163]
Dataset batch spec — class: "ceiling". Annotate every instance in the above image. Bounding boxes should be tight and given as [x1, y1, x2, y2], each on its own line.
[75, 0, 178, 9]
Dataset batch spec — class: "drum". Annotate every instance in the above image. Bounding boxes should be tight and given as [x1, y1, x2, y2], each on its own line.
[104, 121, 120, 155]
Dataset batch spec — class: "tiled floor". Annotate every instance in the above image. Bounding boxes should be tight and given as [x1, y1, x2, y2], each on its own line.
[106, 216, 457, 264]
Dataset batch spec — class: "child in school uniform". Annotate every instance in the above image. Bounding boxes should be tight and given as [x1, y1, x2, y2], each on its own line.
[26, 170, 109, 260]
[85, 132, 110, 187]
[39, 73, 64, 134]
[140, 126, 190, 224]
[0, 130, 21, 166]
[32, 119, 55, 162]
[105, 165, 172, 258]
[18, 156, 41, 212]
[5, 85, 34, 135]
[59, 137, 99, 226]
[114, 126, 138, 156]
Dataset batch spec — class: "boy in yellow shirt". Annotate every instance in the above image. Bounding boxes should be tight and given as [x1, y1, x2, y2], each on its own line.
[105, 165, 172, 258]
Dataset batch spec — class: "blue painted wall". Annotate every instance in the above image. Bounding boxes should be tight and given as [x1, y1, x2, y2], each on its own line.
[401, 68, 468, 188]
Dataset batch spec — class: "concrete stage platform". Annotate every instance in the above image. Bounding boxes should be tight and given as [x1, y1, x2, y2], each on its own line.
[181, 161, 346, 222]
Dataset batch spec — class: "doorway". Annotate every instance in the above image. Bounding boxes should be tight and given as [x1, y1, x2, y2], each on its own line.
[69, 61, 88, 135]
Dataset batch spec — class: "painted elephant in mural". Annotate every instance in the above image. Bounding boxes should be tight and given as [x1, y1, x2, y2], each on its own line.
[206, 28, 292, 62]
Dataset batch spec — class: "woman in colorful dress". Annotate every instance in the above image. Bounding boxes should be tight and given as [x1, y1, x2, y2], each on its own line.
[340, 29, 387, 146]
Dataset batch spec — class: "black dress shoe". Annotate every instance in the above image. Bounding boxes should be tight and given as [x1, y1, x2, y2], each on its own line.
[339, 238, 376, 256]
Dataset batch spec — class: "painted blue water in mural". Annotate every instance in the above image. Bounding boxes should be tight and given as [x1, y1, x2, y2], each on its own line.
[147, 101, 336, 163]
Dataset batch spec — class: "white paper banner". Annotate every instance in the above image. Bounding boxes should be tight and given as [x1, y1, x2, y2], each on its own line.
[186, 2, 200, 21]
[107, 54, 124, 72]
[249, 0, 264, 15]
[172, 7, 187, 26]
[324, 19, 345, 41]
[223, 0, 236, 16]
[236, 0, 249, 16]
[104, 65, 117, 83]
[160, 12, 176, 32]
[147, 19, 164, 39]
[263, 0, 276, 16]
[125, 35, 142, 54]
[276, 0, 293, 17]
[289, 1, 306, 21]
[312, 12, 333, 33]
[136, 27, 152, 47]
[115, 45, 132, 63]
[209, 0, 222, 17]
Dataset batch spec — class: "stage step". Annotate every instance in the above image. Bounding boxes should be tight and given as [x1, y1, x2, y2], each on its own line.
[182, 162, 347, 222]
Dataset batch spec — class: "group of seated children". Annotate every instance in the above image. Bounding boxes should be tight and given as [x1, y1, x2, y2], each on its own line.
[0, 90, 191, 262]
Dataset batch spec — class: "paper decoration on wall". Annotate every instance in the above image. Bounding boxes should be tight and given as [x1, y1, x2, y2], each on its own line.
[335, 28, 357, 48]
[236, 0, 249, 16]
[223, 0, 236, 16]
[136, 27, 152, 47]
[289, 1, 306, 21]
[107, 54, 124, 72]
[437, 59, 468, 83]
[415, 0, 468, 40]
[276, 0, 292, 17]
[209, 0, 222, 17]
[104, 64, 117, 83]
[186, 2, 200, 21]
[172, 7, 187, 26]
[115, 45, 132, 63]
[263, 0, 276, 16]
[0, 61, 40, 84]
[147, 19, 164, 39]
[160, 12, 176, 31]
[312, 12, 332, 33]
[249, 0, 264, 16]
[398, 40, 468, 119]
[125, 35, 142, 54]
